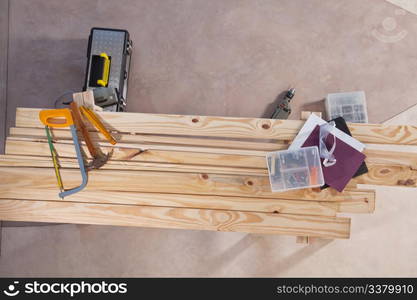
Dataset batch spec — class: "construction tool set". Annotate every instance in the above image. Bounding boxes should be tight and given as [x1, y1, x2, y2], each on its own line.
[0, 99, 416, 240]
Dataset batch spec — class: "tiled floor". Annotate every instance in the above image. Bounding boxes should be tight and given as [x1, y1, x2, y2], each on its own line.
[0, 0, 416, 276]
[5, 0, 417, 127]
[386, 0, 417, 14]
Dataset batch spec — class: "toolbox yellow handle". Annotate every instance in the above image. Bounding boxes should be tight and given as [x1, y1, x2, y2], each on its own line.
[97, 52, 110, 87]
[39, 108, 74, 128]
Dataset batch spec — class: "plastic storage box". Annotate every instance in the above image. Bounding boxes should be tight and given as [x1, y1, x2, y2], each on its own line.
[325, 91, 368, 123]
[266, 146, 324, 192]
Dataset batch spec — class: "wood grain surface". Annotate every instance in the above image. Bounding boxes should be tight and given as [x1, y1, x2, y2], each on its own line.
[8, 107, 416, 237]
[9, 127, 285, 151]
[364, 148, 417, 170]
[7, 135, 274, 156]
[7, 137, 417, 171]
[0, 166, 374, 202]
[15, 108, 417, 145]
[5, 139, 267, 168]
[4, 139, 415, 187]
[0, 154, 268, 176]
[0, 199, 351, 238]
[0, 184, 374, 216]
[0, 188, 339, 216]
[1, 152, 413, 191]
[353, 164, 417, 187]
[8, 129, 417, 168]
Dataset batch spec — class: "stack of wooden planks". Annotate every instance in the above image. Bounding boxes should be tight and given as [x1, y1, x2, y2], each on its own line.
[0, 107, 416, 240]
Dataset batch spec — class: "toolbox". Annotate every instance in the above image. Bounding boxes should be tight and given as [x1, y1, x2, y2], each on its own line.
[83, 27, 132, 112]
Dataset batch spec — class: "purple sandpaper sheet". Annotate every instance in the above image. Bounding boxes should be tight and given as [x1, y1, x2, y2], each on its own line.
[301, 125, 366, 192]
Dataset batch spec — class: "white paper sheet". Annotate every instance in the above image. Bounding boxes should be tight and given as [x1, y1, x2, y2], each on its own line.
[289, 114, 365, 152]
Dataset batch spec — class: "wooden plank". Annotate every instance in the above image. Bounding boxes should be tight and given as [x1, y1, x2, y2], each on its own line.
[4, 139, 415, 187]
[9, 127, 284, 152]
[296, 236, 310, 244]
[0, 155, 376, 213]
[10, 129, 417, 169]
[7, 138, 417, 173]
[353, 164, 417, 187]
[0, 0, 8, 154]
[0, 186, 372, 215]
[5, 139, 268, 168]
[15, 108, 417, 145]
[336, 195, 375, 213]
[0, 154, 268, 176]
[0, 199, 351, 238]
[364, 148, 417, 170]
[7, 135, 274, 156]
[16, 107, 304, 139]
[366, 143, 417, 155]
[0, 188, 340, 216]
[0, 154, 408, 194]
[0, 166, 375, 202]
[348, 123, 417, 145]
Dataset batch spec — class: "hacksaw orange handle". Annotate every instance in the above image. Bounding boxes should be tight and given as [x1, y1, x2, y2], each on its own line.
[39, 109, 74, 128]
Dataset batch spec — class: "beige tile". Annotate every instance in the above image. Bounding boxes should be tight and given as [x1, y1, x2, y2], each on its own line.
[384, 103, 417, 124]
[386, 0, 417, 15]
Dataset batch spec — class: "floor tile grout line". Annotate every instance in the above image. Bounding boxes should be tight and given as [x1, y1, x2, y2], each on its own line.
[385, 0, 417, 15]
